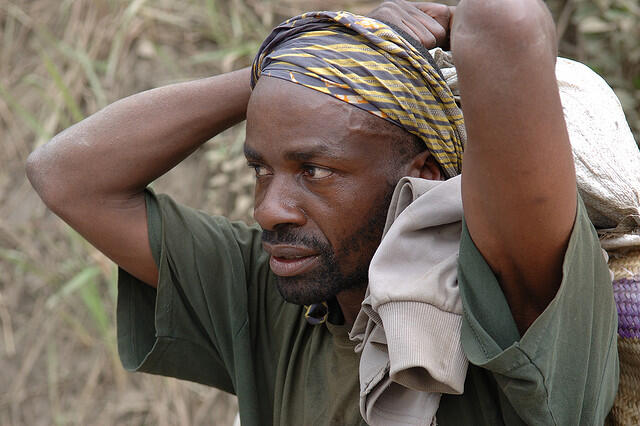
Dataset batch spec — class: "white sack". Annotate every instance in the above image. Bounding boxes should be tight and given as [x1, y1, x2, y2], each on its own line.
[556, 58, 640, 230]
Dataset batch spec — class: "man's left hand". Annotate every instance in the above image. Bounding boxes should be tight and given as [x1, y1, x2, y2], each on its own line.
[367, 1, 455, 49]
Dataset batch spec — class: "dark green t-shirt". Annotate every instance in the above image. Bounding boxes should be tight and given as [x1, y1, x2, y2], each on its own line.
[117, 189, 618, 425]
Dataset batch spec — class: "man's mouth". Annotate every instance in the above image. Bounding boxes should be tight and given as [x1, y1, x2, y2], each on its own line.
[269, 254, 320, 277]
[262, 243, 320, 277]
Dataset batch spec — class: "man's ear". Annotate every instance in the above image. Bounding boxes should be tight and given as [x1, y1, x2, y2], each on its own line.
[407, 150, 443, 180]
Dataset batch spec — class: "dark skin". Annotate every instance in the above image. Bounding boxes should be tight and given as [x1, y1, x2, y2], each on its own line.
[27, 0, 575, 333]
[246, 77, 440, 324]
[453, 0, 576, 332]
[368, 0, 455, 48]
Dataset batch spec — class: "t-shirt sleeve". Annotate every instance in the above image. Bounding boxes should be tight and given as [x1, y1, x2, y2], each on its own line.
[457, 195, 619, 424]
[116, 188, 274, 394]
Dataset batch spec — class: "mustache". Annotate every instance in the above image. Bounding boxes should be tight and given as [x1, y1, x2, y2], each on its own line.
[261, 227, 330, 252]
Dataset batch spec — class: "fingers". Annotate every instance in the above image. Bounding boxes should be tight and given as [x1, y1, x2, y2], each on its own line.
[401, 16, 438, 48]
[390, 0, 441, 48]
[371, 1, 435, 48]
[405, 4, 448, 47]
[412, 2, 456, 47]
[413, 2, 453, 29]
[366, 0, 453, 49]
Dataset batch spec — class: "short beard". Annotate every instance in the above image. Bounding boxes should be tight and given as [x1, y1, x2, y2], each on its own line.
[262, 185, 395, 305]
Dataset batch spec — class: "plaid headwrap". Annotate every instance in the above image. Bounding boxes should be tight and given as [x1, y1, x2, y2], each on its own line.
[251, 11, 466, 178]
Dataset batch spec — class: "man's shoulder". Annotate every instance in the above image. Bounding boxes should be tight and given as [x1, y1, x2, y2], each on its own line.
[451, 194, 617, 425]
[148, 189, 268, 268]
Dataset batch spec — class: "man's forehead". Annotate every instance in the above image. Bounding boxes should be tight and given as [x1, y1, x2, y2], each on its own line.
[243, 140, 346, 161]
[248, 78, 388, 143]
[247, 76, 409, 143]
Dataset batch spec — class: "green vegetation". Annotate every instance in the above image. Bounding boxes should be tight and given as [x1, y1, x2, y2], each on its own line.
[548, 0, 639, 140]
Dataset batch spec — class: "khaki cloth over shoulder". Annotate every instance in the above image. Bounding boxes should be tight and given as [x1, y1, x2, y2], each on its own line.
[350, 175, 467, 426]
[116, 186, 618, 425]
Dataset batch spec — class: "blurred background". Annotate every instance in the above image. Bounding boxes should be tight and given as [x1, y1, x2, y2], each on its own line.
[0, 0, 638, 424]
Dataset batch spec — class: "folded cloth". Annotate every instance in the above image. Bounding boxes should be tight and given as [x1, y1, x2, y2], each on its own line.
[350, 175, 468, 426]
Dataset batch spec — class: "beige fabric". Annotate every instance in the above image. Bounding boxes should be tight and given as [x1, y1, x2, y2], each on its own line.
[556, 59, 640, 231]
[350, 175, 467, 426]
[600, 233, 640, 251]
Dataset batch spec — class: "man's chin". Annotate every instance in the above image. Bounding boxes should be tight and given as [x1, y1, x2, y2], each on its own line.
[274, 275, 338, 305]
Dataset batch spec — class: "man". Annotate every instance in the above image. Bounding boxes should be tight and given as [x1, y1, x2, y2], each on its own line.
[26, 0, 618, 424]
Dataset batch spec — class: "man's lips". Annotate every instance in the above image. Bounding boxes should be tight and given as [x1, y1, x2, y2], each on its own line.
[262, 243, 320, 277]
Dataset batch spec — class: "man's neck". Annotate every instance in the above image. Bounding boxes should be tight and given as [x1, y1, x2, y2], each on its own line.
[336, 287, 367, 328]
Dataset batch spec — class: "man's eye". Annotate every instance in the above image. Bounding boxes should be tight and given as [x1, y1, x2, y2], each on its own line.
[303, 166, 333, 179]
[250, 164, 271, 177]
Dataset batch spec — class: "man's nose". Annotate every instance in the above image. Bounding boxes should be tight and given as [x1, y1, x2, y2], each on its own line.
[254, 177, 306, 231]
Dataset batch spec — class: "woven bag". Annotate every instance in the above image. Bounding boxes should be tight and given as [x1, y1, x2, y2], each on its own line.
[606, 248, 640, 425]
[554, 58, 640, 426]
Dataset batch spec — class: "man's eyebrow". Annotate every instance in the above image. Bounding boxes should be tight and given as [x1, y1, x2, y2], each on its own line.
[283, 144, 342, 162]
[243, 144, 263, 161]
[244, 142, 344, 163]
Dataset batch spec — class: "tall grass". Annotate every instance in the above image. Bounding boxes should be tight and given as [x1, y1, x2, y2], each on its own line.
[0, 0, 636, 425]
[0, 1, 370, 424]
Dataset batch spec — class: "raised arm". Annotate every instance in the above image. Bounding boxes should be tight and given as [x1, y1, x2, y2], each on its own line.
[452, 0, 576, 333]
[26, 67, 251, 287]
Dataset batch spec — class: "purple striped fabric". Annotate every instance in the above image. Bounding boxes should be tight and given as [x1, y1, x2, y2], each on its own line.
[613, 277, 640, 338]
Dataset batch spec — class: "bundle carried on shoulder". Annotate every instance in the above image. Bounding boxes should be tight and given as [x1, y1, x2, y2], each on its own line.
[555, 58, 640, 425]
[433, 49, 640, 425]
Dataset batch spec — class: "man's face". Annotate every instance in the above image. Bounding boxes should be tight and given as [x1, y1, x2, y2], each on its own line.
[245, 77, 412, 305]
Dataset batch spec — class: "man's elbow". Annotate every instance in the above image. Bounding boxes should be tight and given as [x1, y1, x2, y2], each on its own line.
[26, 141, 74, 214]
[454, 0, 557, 58]
[26, 145, 47, 199]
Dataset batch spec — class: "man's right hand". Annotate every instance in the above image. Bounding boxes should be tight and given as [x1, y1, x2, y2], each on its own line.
[367, 1, 455, 49]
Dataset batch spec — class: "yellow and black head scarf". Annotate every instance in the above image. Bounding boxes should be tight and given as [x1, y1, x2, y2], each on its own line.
[251, 11, 466, 178]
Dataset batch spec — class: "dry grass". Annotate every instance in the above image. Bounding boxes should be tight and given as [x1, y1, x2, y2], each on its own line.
[0, 1, 373, 424]
[0, 0, 635, 425]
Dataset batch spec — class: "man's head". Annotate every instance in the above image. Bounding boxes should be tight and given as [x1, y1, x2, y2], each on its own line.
[246, 11, 465, 305]
[246, 76, 441, 305]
